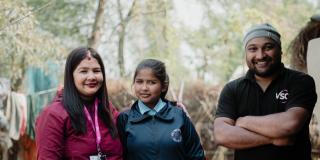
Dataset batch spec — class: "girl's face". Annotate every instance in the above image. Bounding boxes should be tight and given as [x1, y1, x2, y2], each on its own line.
[134, 68, 165, 108]
[73, 57, 103, 100]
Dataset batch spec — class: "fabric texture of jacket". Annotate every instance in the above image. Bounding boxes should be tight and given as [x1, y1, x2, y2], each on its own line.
[35, 92, 123, 160]
[117, 99, 205, 160]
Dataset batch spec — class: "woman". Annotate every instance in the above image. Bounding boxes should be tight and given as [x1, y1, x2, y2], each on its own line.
[35, 47, 122, 160]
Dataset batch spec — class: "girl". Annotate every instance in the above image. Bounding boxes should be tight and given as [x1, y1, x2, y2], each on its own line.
[35, 47, 122, 160]
[117, 59, 205, 160]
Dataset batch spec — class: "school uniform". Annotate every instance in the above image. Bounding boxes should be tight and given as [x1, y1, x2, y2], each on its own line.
[117, 99, 205, 160]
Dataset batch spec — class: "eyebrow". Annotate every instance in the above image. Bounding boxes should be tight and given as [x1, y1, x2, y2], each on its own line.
[76, 66, 101, 70]
[264, 42, 275, 45]
[135, 78, 159, 81]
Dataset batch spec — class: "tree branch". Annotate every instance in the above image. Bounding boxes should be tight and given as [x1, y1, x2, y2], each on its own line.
[0, 1, 54, 31]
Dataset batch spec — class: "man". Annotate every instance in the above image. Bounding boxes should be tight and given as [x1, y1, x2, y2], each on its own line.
[213, 23, 317, 160]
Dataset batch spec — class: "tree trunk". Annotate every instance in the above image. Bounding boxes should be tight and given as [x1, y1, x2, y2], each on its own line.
[118, 24, 126, 77]
[116, 0, 136, 77]
[11, 55, 26, 91]
[88, 0, 107, 49]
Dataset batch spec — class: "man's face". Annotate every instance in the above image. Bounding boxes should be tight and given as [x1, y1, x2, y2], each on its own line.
[245, 37, 282, 77]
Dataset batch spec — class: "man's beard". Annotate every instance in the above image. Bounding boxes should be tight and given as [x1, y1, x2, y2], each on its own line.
[250, 56, 282, 77]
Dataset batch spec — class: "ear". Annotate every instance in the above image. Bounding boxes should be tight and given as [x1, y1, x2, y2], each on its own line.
[278, 50, 283, 57]
[161, 84, 168, 92]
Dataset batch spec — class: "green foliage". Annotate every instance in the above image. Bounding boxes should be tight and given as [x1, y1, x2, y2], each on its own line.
[141, 0, 188, 86]
[26, 0, 96, 45]
[1, 0, 319, 90]
[184, 0, 318, 83]
[0, 0, 66, 91]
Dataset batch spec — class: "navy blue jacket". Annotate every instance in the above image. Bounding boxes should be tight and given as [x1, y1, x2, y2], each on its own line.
[117, 100, 205, 160]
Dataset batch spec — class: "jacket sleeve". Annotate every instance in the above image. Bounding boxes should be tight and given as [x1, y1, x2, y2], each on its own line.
[117, 112, 128, 160]
[181, 111, 206, 160]
[35, 107, 65, 160]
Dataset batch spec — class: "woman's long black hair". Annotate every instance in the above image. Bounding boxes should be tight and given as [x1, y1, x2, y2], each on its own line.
[62, 47, 117, 137]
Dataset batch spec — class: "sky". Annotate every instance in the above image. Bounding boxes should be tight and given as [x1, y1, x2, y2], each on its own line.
[173, 0, 204, 30]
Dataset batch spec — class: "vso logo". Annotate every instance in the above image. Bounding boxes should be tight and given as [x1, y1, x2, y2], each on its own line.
[276, 89, 288, 103]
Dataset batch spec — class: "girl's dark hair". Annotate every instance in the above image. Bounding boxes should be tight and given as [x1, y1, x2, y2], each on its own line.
[289, 15, 320, 73]
[133, 59, 169, 99]
[62, 47, 117, 137]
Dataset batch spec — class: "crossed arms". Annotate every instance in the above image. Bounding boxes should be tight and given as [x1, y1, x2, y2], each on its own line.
[213, 107, 309, 149]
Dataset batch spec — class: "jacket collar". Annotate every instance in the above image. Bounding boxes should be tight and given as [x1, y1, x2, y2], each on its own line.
[129, 99, 174, 123]
[138, 99, 166, 115]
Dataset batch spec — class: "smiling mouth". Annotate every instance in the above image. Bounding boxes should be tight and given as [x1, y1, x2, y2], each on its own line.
[86, 83, 98, 88]
[254, 61, 268, 65]
[140, 94, 151, 98]
[253, 56, 272, 64]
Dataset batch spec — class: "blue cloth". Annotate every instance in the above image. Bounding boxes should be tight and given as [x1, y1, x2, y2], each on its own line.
[25, 61, 60, 139]
[117, 100, 205, 160]
[138, 99, 166, 116]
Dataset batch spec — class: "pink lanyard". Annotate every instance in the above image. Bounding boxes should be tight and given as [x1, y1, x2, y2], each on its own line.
[84, 98, 102, 154]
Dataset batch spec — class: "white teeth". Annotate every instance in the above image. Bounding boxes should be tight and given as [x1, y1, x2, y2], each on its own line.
[255, 61, 267, 65]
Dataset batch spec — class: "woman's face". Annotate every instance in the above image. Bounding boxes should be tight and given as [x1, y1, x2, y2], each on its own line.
[133, 68, 165, 108]
[73, 57, 103, 100]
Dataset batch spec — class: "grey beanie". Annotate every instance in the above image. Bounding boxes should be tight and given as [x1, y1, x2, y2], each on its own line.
[243, 23, 281, 48]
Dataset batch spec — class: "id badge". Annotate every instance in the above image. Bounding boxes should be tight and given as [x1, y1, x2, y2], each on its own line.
[89, 154, 107, 160]
[89, 155, 100, 160]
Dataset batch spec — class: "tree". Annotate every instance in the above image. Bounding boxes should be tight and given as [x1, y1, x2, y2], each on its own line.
[184, 0, 318, 83]
[26, 0, 96, 46]
[100, 0, 186, 80]
[139, 0, 187, 86]
[0, 0, 66, 91]
[116, 0, 137, 77]
[88, 0, 107, 49]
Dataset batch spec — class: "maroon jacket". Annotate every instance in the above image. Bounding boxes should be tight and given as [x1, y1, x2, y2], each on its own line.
[35, 93, 123, 160]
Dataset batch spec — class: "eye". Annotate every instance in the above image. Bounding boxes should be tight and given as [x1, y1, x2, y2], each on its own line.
[93, 69, 101, 73]
[135, 79, 143, 84]
[247, 47, 257, 52]
[264, 44, 275, 51]
[146, 80, 157, 85]
[79, 70, 87, 74]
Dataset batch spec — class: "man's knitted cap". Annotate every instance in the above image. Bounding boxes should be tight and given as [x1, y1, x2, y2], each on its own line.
[243, 23, 281, 48]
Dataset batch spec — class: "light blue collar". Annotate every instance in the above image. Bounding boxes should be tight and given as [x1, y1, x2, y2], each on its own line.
[138, 99, 166, 116]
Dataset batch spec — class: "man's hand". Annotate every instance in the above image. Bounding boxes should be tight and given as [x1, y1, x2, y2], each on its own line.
[177, 102, 191, 118]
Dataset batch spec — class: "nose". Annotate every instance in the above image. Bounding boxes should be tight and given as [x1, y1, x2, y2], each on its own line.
[142, 83, 148, 90]
[256, 48, 266, 59]
[87, 71, 96, 80]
